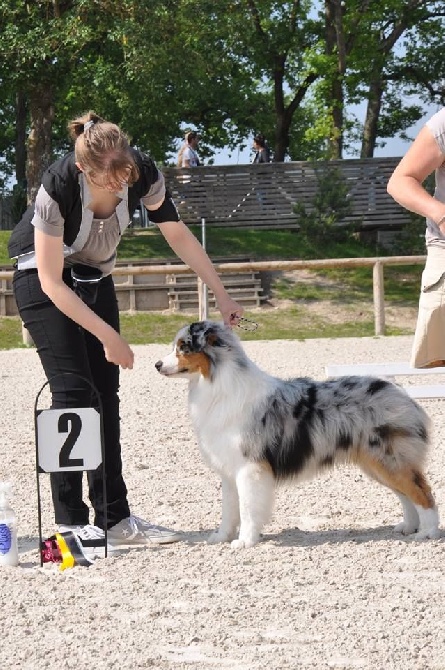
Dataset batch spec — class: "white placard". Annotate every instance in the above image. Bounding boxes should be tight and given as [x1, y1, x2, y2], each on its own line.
[37, 408, 102, 472]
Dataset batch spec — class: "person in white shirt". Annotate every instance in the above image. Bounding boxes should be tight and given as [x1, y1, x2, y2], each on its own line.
[177, 131, 201, 167]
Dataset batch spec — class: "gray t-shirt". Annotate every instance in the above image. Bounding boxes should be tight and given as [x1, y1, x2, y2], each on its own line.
[32, 171, 166, 275]
[425, 107, 445, 248]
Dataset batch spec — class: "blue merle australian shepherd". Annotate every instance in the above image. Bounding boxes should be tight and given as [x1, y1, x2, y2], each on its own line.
[155, 321, 439, 548]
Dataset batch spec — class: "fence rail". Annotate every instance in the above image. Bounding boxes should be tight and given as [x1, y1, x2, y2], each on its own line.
[0, 255, 424, 342]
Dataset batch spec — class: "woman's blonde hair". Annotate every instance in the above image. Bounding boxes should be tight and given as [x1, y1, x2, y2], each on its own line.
[177, 143, 186, 167]
[68, 111, 139, 186]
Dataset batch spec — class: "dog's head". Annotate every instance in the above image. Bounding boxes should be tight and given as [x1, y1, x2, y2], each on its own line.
[155, 320, 241, 380]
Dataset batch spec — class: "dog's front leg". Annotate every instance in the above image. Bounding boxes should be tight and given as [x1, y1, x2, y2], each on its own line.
[207, 478, 240, 544]
[231, 462, 275, 549]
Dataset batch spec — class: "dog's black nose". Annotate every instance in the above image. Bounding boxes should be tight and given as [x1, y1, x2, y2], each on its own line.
[155, 360, 162, 371]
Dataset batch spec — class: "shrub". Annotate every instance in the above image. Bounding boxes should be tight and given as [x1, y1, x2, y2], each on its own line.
[293, 165, 360, 245]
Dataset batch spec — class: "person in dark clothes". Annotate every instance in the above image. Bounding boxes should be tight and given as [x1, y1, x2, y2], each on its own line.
[9, 110, 244, 556]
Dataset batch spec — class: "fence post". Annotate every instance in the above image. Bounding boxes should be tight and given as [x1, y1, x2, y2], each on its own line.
[0, 279, 6, 315]
[199, 217, 209, 320]
[373, 261, 385, 336]
[127, 264, 136, 313]
[22, 322, 34, 347]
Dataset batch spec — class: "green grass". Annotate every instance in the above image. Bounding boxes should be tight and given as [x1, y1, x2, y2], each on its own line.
[117, 226, 398, 262]
[0, 317, 26, 348]
[279, 264, 422, 308]
[0, 227, 422, 349]
[0, 305, 409, 352]
[0, 227, 323, 266]
[0, 231, 12, 266]
[117, 226, 312, 262]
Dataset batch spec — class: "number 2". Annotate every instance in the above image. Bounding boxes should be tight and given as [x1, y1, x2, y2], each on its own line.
[58, 413, 84, 468]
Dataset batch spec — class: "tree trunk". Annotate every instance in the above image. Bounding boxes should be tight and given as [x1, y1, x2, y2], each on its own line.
[361, 78, 384, 158]
[15, 91, 28, 189]
[325, 0, 346, 159]
[26, 86, 54, 204]
[274, 112, 290, 162]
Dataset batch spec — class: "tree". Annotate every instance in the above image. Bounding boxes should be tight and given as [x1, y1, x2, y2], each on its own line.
[1, 0, 444, 194]
[348, 0, 445, 158]
[0, 0, 110, 200]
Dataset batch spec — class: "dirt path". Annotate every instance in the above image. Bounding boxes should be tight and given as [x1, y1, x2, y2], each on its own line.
[1, 335, 444, 670]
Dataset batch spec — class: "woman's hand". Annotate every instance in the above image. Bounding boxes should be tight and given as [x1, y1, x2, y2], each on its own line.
[35, 230, 135, 369]
[216, 295, 245, 326]
[101, 330, 135, 369]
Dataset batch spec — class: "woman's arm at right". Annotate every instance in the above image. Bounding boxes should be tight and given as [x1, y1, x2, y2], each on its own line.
[387, 126, 445, 227]
[34, 229, 134, 369]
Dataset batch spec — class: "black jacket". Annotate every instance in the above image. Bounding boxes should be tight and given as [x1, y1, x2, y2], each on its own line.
[8, 148, 159, 258]
[253, 147, 271, 164]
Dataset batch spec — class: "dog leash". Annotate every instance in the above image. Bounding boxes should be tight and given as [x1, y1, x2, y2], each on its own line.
[231, 314, 259, 331]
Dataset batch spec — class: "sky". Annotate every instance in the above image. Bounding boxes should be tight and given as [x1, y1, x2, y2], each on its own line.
[209, 100, 443, 165]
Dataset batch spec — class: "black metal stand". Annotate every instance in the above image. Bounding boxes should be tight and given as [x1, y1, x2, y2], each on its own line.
[34, 373, 108, 567]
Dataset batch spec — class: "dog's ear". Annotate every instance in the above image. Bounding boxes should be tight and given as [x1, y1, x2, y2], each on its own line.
[189, 322, 223, 351]
[204, 327, 221, 347]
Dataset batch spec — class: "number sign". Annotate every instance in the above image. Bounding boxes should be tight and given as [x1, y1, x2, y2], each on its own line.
[37, 408, 102, 472]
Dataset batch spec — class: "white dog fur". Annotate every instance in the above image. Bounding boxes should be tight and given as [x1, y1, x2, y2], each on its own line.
[155, 321, 440, 548]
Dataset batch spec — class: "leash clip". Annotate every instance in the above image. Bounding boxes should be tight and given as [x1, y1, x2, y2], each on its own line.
[231, 314, 259, 331]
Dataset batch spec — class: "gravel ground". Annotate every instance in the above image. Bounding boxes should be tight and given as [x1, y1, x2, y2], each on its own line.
[1, 334, 444, 670]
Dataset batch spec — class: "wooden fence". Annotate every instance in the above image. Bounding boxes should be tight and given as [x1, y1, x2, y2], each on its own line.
[163, 157, 410, 232]
[1, 157, 409, 234]
[132, 255, 421, 335]
[0, 255, 425, 343]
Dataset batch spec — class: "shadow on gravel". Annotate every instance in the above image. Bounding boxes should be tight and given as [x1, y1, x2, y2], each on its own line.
[178, 526, 444, 548]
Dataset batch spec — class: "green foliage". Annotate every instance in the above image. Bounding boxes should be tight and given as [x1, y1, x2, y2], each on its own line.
[0, 0, 444, 188]
[292, 165, 359, 245]
[396, 212, 427, 256]
[376, 92, 424, 141]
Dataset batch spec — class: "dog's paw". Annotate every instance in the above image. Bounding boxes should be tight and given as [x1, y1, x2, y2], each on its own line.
[414, 527, 441, 540]
[230, 537, 259, 549]
[394, 521, 418, 535]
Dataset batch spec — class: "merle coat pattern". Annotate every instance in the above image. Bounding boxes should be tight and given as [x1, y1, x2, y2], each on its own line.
[156, 321, 439, 548]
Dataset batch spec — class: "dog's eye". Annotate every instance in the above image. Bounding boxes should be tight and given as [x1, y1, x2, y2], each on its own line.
[178, 343, 191, 354]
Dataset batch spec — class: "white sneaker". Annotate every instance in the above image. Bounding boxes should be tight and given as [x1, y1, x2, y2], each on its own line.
[57, 524, 116, 559]
[107, 515, 182, 546]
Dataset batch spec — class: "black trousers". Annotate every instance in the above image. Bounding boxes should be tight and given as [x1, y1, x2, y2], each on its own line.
[13, 268, 130, 529]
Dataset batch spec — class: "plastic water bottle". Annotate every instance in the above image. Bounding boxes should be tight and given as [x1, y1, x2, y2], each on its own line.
[0, 482, 19, 567]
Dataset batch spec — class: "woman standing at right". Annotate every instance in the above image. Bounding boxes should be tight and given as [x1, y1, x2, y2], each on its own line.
[387, 107, 445, 368]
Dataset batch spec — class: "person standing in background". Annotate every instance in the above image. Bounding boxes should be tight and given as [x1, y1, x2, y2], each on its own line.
[177, 131, 201, 168]
[252, 134, 271, 164]
[387, 107, 445, 369]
